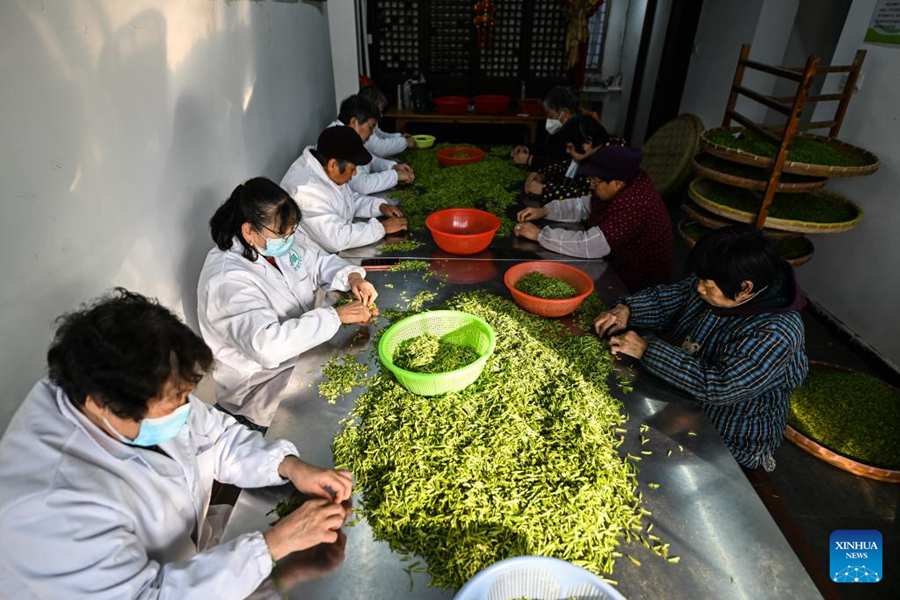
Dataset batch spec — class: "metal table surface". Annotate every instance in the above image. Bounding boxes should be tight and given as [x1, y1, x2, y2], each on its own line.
[223, 260, 821, 600]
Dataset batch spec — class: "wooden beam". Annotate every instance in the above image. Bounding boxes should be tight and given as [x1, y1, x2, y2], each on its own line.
[741, 59, 804, 82]
[797, 120, 838, 131]
[771, 93, 844, 104]
[735, 86, 792, 115]
[723, 45, 751, 127]
[727, 110, 781, 142]
[830, 49, 866, 138]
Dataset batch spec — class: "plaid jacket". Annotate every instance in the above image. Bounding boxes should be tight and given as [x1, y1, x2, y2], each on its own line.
[621, 277, 808, 470]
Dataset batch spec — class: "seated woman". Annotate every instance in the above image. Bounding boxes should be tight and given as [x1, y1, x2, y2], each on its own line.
[511, 86, 582, 170]
[594, 225, 809, 471]
[0, 289, 351, 598]
[198, 177, 377, 428]
[524, 114, 624, 202]
[358, 85, 416, 157]
[514, 145, 673, 292]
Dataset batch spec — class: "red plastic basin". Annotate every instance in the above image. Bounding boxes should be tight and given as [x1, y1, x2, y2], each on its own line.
[474, 94, 511, 115]
[426, 208, 501, 255]
[518, 98, 545, 116]
[433, 96, 469, 115]
[503, 261, 595, 318]
[436, 146, 486, 167]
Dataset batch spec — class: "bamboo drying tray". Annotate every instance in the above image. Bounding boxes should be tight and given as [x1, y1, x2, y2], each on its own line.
[641, 114, 704, 196]
[693, 153, 826, 193]
[677, 218, 814, 267]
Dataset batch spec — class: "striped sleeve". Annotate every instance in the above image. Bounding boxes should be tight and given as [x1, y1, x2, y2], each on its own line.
[640, 323, 800, 405]
[619, 277, 695, 330]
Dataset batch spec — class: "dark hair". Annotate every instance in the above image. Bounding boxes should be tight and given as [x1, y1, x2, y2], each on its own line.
[338, 94, 380, 126]
[358, 85, 388, 111]
[310, 148, 352, 174]
[209, 177, 300, 261]
[566, 114, 611, 148]
[47, 289, 213, 421]
[689, 224, 784, 299]
[543, 86, 580, 114]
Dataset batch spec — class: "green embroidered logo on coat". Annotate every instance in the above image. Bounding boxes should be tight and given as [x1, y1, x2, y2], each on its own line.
[289, 250, 302, 269]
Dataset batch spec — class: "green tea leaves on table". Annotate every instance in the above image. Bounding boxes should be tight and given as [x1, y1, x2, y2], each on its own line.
[393, 333, 480, 373]
[319, 355, 369, 404]
[515, 272, 578, 299]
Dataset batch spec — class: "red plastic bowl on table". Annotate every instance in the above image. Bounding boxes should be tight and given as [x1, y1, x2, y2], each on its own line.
[517, 98, 545, 116]
[473, 95, 511, 115]
[503, 261, 595, 318]
[425, 208, 501, 255]
[436, 146, 487, 167]
[433, 96, 469, 115]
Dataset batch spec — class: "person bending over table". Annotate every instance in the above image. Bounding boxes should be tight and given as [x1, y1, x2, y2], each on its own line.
[514, 145, 673, 292]
[281, 125, 407, 253]
[358, 85, 416, 157]
[595, 225, 809, 471]
[199, 177, 377, 428]
[325, 94, 414, 195]
[524, 114, 624, 202]
[511, 86, 583, 171]
[0, 289, 352, 599]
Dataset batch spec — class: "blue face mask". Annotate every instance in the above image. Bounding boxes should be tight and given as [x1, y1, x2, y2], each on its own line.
[259, 233, 295, 258]
[105, 402, 191, 447]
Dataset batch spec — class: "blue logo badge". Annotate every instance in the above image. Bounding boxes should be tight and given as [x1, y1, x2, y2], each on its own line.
[830, 530, 882, 583]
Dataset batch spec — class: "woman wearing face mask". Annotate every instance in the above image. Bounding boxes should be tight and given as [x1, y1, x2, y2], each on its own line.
[198, 177, 377, 429]
[514, 145, 673, 292]
[511, 86, 581, 170]
[594, 225, 809, 472]
[0, 290, 352, 599]
[523, 114, 624, 202]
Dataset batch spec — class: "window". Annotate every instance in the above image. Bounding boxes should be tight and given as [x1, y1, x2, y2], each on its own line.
[584, 2, 610, 84]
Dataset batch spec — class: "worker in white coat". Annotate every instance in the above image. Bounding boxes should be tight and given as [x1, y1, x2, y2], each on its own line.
[198, 177, 378, 428]
[0, 289, 352, 599]
[358, 85, 416, 157]
[325, 94, 415, 195]
[281, 126, 408, 253]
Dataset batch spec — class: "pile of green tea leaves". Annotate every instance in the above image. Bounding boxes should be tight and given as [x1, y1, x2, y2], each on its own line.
[319, 355, 369, 404]
[380, 239, 424, 253]
[393, 144, 525, 236]
[789, 364, 900, 469]
[333, 291, 657, 589]
[515, 272, 578, 299]
[694, 179, 860, 223]
[393, 334, 480, 373]
[705, 129, 874, 167]
[681, 221, 812, 260]
[694, 153, 824, 184]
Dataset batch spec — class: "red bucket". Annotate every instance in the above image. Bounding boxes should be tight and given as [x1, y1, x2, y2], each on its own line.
[474, 95, 511, 115]
[426, 208, 501, 255]
[433, 96, 469, 115]
[504, 261, 595, 317]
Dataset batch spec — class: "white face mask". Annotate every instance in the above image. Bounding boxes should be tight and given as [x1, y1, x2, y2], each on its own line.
[564, 160, 579, 178]
[545, 118, 563, 134]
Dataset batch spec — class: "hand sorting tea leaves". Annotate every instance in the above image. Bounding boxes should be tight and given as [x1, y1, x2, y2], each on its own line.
[515, 272, 578, 299]
[393, 334, 480, 373]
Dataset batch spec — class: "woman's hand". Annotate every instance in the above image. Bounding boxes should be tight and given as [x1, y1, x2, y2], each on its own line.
[380, 203, 404, 218]
[382, 217, 408, 234]
[279, 456, 353, 502]
[263, 498, 348, 561]
[517, 206, 547, 223]
[348, 273, 378, 307]
[394, 164, 415, 183]
[609, 331, 648, 360]
[513, 222, 541, 241]
[594, 304, 630, 337]
[404, 134, 417, 149]
[335, 301, 372, 324]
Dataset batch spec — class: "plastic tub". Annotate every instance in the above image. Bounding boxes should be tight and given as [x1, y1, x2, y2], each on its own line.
[436, 146, 487, 167]
[474, 94, 511, 115]
[433, 96, 469, 115]
[504, 261, 595, 317]
[412, 134, 436, 148]
[426, 208, 501, 255]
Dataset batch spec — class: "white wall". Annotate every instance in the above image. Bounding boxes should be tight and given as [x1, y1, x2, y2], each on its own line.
[798, 0, 900, 369]
[599, 0, 648, 138]
[630, 0, 673, 144]
[327, 0, 360, 110]
[0, 0, 336, 432]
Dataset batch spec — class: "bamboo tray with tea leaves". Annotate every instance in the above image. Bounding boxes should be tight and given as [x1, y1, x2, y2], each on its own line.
[677, 219, 814, 267]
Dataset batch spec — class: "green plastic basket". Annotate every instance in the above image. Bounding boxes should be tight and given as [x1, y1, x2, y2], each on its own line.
[378, 310, 496, 396]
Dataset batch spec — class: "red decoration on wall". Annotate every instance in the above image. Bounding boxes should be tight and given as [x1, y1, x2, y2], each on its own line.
[473, 0, 496, 49]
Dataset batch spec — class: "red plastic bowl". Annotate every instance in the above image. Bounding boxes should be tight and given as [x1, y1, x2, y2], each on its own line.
[518, 98, 545, 116]
[504, 262, 595, 317]
[426, 208, 501, 255]
[474, 94, 511, 115]
[436, 146, 487, 167]
[433, 96, 469, 115]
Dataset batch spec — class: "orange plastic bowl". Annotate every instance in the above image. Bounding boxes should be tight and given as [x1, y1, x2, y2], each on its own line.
[433, 96, 469, 115]
[474, 94, 511, 115]
[436, 146, 487, 167]
[426, 208, 501, 255]
[503, 261, 595, 317]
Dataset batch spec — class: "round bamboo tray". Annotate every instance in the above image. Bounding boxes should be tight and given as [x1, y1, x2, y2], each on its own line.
[681, 201, 796, 239]
[786, 361, 900, 483]
[641, 114, 704, 196]
[701, 127, 879, 178]
[677, 218, 814, 266]
[688, 177, 863, 234]
[693, 153, 826, 193]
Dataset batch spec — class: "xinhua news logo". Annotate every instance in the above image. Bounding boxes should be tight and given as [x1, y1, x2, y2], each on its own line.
[830, 530, 882, 583]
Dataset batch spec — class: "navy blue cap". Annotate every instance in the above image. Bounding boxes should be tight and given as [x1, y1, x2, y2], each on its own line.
[576, 145, 642, 182]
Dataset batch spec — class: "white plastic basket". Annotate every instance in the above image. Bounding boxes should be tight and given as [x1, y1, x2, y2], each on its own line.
[453, 556, 625, 600]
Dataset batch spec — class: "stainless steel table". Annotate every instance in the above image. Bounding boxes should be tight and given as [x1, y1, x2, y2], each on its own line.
[223, 260, 821, 600]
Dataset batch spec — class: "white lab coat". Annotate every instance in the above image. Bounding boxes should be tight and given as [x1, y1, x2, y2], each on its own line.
[0, 379, 298, 599]
[281, 147, 389, 252]
[365, 125, 408, 157]
[197, 235, 365, 425]
[326, 120, 399, 195]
